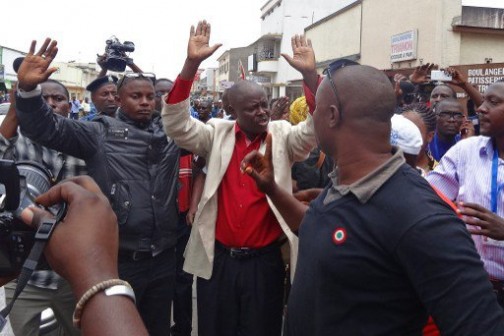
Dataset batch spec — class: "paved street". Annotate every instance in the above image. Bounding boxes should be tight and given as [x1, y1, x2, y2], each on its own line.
[0, 287, 13, 336]
[0, 284, 197, 336]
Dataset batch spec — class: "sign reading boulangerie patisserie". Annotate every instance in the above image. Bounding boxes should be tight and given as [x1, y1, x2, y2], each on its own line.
[465, 64, 504, 93]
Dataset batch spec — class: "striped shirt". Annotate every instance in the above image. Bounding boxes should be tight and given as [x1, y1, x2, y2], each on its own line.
[427, 136, 504, 280]
[0, 129, 87, 179]
[0, 128, 87, 289]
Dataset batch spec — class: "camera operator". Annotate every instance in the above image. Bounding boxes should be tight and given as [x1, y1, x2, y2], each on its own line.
[0, 176, 149, 336]
[0, 68, 86, 335]
[80, 45, 144, 121]
[15, 38, 180, 336]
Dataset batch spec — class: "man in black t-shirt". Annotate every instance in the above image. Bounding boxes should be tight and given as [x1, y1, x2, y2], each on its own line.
[242, 63, 504, 335]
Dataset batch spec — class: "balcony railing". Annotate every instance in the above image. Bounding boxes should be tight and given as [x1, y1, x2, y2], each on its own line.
[257, 49, 278, 62]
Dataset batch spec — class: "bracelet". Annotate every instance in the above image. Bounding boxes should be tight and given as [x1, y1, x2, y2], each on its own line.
[72, 279, 135, 328]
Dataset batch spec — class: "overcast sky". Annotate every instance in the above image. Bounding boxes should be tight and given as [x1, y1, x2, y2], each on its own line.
[2, 0, 266, 79]
[3, 0, 501, 80]
[462, 0, 504, 9]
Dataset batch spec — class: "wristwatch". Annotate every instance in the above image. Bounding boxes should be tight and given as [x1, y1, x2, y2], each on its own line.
[104, 285, 136, 304]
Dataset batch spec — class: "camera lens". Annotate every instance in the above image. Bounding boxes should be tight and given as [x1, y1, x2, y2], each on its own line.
[14, 162, 53, 216]
[17, 163, 52, 197]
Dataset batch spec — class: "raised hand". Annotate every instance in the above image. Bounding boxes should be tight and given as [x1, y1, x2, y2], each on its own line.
[446, 66, 483, 107]
[17, 38, 59, 92]
[270, 96, 290, 121]
[393, 74, 407, 98]
[458, 202, 504, 240]
[241, 133, 275, 194]
[445, 67, 467, 87]
[409, 63, 437, 84]
[460, 118, 475, 139]
[187, 20, 222, 63]
[281, 35, 316, 75]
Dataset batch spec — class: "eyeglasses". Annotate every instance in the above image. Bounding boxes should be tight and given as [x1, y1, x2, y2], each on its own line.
[117, 73, 156, 91]
[438, 111, 464, 121]
[322, 59, 359, 119]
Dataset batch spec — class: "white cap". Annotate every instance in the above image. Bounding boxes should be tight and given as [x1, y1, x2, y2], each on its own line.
[390, 114, 423, 155]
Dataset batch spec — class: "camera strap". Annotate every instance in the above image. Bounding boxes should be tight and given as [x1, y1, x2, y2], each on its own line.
[0, 218, 58, 331]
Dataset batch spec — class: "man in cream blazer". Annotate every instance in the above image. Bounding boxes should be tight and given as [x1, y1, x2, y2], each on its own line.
[162, 21, 316, 336]
[163, 92, 315, 280]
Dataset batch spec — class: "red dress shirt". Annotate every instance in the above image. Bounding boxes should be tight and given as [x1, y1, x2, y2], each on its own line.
[215, 124, 283, 248]
[166, 75, 282, 248]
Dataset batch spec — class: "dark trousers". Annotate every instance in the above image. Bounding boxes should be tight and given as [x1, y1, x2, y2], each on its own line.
[197, 242, 285, 336]
[119, 247, 176, 336]
[171, 213, 194, 336]
[490, 278, 504, 309]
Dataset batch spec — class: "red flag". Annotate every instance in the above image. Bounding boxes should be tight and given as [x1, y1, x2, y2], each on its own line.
[238, 59, 246, 80]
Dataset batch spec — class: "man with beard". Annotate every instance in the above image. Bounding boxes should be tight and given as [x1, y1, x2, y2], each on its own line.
[428, 81, 504, 308]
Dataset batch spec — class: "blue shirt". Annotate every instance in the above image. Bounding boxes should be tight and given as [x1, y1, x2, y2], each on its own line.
[428, 132, 461, 162]
[70, 99, 81, 114]
[190, 106, 199, 119]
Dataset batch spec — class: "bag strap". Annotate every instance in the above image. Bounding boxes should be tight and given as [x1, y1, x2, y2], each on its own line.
[315, 151, 326, 169]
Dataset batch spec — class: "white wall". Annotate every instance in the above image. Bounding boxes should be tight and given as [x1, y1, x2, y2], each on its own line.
[306, 3, 361, 69]
[261, 0, 285, 36]
[460, 32, 504, 64]
[2, 47, 25, 82]
[262, 0, 359, 85]
[360, 0, 462, 69]
[462, 0, 504, 8]
[51, 63, 84, 88]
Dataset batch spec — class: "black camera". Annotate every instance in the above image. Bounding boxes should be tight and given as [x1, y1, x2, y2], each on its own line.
[103, 36, 135, 72]
[0, 160, 58, 276]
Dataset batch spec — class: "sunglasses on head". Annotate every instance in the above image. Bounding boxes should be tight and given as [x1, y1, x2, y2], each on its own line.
[117, 73, 156, 91]
[322, 59, 359, 119]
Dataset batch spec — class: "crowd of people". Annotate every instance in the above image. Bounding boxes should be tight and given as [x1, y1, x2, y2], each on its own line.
[1, 19, 504, 336]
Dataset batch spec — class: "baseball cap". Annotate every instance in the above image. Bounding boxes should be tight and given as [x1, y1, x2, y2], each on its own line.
[390, 114, 423, 155]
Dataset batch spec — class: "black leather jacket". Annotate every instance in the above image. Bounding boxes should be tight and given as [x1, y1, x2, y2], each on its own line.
[16, 94, 180, 254]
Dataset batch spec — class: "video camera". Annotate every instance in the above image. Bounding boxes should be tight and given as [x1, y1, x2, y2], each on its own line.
[0, 160, 63, 276]
[103, 36, 135, 72]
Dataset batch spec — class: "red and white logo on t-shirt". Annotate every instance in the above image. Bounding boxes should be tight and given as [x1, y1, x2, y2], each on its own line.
[332, 228, 347, 245]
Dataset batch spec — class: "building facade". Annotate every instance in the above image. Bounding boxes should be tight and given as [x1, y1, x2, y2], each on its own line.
[304, 0, 504, 94]
[249, 0, 358, 100]
[216, 46, 255, 93]
[194, 67, 219, 100]
[0, 45, 100, 99]
[52, 62, 100, 100]
[0, 46, 26, 92]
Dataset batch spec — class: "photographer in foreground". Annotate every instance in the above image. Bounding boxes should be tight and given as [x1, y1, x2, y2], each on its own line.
[1, 176, 148, 336]
[0, 66, 86, 335]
